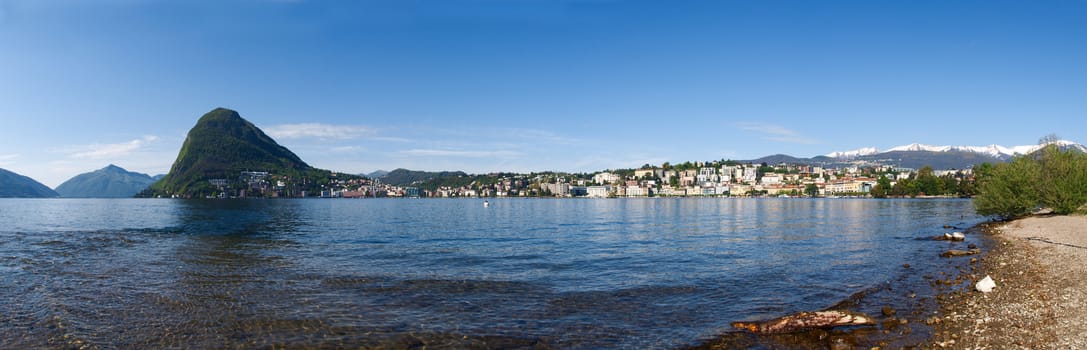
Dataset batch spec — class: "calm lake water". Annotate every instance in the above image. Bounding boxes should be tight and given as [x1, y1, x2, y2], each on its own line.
[0, 198, 983, 349]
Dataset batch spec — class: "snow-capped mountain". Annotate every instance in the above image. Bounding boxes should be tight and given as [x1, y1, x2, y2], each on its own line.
[826, 140, 1087, 159]
[824, 147, 879, 159]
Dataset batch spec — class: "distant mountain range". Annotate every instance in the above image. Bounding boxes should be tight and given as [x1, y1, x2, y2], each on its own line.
[54, 164, 159, 198]
[0, 168, 59, 198]
[824, 140, 1087, 160]
[743, 140, 1087, 170]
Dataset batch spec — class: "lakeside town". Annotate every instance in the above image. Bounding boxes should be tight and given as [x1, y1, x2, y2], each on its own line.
[308, 160, 975, 199]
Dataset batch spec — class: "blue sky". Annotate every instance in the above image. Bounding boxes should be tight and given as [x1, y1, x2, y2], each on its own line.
[1, 0, 1085, 187]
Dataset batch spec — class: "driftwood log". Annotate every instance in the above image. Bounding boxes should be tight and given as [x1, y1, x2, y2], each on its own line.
[731, 310, 876, 334]
[940, 248, 981, 257]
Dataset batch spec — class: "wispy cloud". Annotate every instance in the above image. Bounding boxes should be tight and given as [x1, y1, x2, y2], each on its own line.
[0, 154, 18, 166]
[265, 123, 376, 140]
[69, 136, 159, 159]
[400, 149, 523, 158]
[330, 146, 366, 153]
[736, 122, 820, 144]
[414, 126, 580, 145]
[498, 127, 580, 145]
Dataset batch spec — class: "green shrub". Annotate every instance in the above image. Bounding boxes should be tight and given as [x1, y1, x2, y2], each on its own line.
[974, 156, 1041, 220]
[974, 144, 1087, 219]
[1036, 145, 1087, 215]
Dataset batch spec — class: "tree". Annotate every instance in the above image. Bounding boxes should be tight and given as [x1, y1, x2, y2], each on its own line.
[916, 166, 939, 196]
[973, 156, 1041, 220]
[974, 144, 1087, 219]
[891, 178, 911, 197]
[804, 183, 820, 197]
[1035, 144, 1087, 215]
[1039, 133, 1062, 145]
[941, 175, 959, 196]
[870, 175, 892, 198]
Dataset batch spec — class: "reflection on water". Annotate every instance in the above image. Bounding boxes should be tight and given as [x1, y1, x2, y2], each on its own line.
[0, 198, 982, 348]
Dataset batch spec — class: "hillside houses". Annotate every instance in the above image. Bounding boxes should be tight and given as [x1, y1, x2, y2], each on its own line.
[321, 160, 974, 199]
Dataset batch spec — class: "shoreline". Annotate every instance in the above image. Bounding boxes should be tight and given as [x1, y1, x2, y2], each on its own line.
[926, 215, 1087, 349]
[692, 211, 985, 349]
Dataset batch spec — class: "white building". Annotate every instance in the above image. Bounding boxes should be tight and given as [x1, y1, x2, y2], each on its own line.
[697, 167, 719, 183]
[625, 186, 649, 197]
[593, 172, 620, 185]
[761, 174, 783, 185]
[586, 185, 611, 198]
[740, 166, 758, 184]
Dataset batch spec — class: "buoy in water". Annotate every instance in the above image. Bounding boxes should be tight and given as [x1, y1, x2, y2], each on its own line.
[483, 201, 490, 208]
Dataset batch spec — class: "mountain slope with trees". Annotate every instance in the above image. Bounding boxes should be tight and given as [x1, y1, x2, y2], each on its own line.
[144, 108, 351, 198]
[378, 168, 469, 187]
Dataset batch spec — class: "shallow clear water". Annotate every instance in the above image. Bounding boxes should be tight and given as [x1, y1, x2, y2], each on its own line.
[0, 198, 982, 348]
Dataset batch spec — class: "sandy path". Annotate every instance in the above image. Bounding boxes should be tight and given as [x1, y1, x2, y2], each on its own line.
[999, 215, 1087, 349]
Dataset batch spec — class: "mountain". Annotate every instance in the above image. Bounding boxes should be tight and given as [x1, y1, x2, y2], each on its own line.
[827, 140, 1087, 160]
[813, 140, 1087, 169]
[55, 164, 156, 198]
[824, 147, 879, 159]
[747, 154, 813, 166]
[0, 168, 59, 198]
[379, 168, 469, 187]
[147, 107, 324, 197]
[366, 170, 389, 179]
[738, 140, 1087, 170]
[853, 150, 1004, 170]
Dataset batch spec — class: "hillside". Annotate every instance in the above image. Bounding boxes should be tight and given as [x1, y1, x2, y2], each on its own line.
[853, 150, 1003, 170]
[146, 108, 345, 198]
[0, 168, 59, 198]
[55, 164, 156, 198]
[379, 168, 469, 187]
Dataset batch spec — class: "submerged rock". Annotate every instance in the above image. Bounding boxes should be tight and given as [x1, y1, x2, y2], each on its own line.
[732, 310, 876, 334]
[934, 232, 966, 241]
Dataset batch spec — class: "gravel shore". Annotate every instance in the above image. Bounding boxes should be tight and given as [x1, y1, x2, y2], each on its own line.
[927, 215, 1087, 349]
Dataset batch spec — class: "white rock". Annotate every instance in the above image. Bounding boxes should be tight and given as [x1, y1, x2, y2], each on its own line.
[951, 232, 965, 240]
[976, 275, 996, 293]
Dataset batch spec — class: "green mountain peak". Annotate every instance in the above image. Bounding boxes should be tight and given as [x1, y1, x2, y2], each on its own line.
[146, 108, 321, 198]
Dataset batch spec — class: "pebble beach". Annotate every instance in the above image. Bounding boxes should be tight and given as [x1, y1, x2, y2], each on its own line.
[928, 215, 1087, 349]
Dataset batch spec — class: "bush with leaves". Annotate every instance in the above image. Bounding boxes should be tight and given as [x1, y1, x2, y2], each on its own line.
[973, 145, 1087, 219]
[1035, 145, 1087, 215]
[973, 156, 1041, 220]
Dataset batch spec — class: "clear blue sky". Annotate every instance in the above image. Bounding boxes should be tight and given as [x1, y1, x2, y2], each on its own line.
[2, 0, 1084, 187]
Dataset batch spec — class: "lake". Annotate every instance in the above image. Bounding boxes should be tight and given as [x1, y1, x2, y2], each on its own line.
[0, 198, 983, 348]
